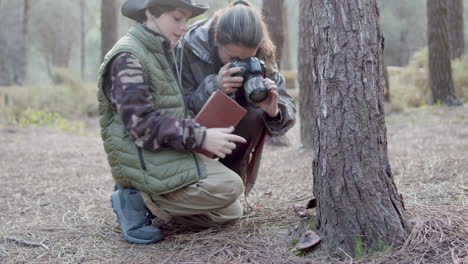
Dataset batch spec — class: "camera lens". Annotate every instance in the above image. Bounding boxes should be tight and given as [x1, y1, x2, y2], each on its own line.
[244, 77, 268, 103]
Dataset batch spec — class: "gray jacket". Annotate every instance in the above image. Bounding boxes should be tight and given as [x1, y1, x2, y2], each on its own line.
[179, 18, 296, 136]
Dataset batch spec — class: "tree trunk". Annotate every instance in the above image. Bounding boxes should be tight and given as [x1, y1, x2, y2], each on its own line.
[80, 0, 86, 80]
[262, 0, 285, 68]
[16, 0, 29, 85]
[396, 5, 410, 66]
[382, 56, 390, 102]
[50, 46, 73, 68]
[0, 0, 27, 85]
[101, 0, 119, 61]
[280, 1, 291, 70]
[427, 0, 461, 105]
[298, 0, 316, 149]
[308, 0, 410, 256]
[448, 0, 464, 59]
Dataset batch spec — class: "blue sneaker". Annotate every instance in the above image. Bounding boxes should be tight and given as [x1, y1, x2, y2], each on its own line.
[111, 188, 163, 244]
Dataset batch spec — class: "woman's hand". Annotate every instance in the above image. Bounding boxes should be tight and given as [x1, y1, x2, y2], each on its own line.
[256, 78, 279, 118]
[203, 126, 246, 159]
[216, 63, 244, 95]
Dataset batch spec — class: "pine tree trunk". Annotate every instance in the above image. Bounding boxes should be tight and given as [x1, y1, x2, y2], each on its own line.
[101, 0, 119, 61]
[262, 0, 285, 68]
[382, 56, 390, 102]
[427, 0, 461, 105]
[308, 0, 410, 255]
[448, 0, 464, 59]
[298, 0, 316, 149]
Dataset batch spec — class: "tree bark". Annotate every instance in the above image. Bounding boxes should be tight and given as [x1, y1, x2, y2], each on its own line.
[262, 0, 285, 68]
[448, 0, 464, 59]
[298, 0, 316, 149]
[427, 0, 461, 105]
[382, 56, 390, 102]
[101, 0, 119, 61]
[308, 0, 410, 256]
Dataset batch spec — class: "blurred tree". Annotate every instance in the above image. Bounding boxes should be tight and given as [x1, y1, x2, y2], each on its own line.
[379, 0, 427, 66]
[30, 1, 79, 70]
[18, 0, 30, 85]
[0, 0, 28, 85]
[280, 2, 291, 71]
[262, 0, 292, 146]
[427, 0, 461, 105]
[80, 0, 86, 80]
[306, 0, 410, 255]
[298, 0, 315, 149]
[101, 0, 119, 61]
[203, 0, 228, 17]
[448, 0, 465, 59]
[262, 0, 285, 69]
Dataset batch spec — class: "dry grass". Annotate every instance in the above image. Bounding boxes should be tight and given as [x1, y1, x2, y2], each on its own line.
[0, 104, 467, 263]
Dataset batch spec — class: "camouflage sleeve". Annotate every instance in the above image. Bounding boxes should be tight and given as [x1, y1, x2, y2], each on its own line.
[104, 52, 206, 151]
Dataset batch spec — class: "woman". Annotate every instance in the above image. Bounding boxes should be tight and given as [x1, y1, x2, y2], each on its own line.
[98, 0, 247, 244]
[181, 0, 296, 194]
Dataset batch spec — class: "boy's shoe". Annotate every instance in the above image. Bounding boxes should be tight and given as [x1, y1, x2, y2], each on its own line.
[111, 188, 163, 244]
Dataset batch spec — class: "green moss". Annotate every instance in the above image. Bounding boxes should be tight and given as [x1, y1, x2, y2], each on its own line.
[353, 237, 365, 257]
[370, 239, 390, 256]
[352, 237, 390, 259]
[308, 217, 317, 231]
[294, 251, 308, 257]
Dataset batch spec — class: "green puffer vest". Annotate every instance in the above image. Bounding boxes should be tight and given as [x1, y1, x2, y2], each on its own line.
[97, 24, 206, 195]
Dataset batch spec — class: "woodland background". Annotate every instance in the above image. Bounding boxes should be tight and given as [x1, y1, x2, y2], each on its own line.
[0, 0, 467, 263]
[0, 0, 467, 115]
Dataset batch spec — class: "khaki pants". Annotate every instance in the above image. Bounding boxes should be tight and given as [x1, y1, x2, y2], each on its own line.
[141, 155, 244, 227]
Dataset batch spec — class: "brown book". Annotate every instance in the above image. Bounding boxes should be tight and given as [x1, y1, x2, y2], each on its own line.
[195, 90, 247, 158]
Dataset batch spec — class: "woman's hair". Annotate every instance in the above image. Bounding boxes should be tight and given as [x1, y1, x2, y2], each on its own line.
[136, 5, 176, 23]
[214, 0, 276, 74]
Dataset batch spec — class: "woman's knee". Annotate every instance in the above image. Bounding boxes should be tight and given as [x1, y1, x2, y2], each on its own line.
[221, 170, 244, 204]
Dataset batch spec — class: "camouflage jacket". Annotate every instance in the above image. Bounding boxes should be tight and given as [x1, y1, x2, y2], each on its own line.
[103, 52, 206, 151]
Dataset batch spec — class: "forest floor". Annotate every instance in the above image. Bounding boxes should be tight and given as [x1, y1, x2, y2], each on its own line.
[0, 104, 467, 264]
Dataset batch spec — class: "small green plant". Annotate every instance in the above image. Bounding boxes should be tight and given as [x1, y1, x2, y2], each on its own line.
[14, 109, 84, 132]
[308, 217, 317, 231]
[0, 107, 17, 124]
[289, 238, 299, 248]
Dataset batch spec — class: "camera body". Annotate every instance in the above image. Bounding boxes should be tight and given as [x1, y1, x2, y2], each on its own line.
[230, 56, 268, 104]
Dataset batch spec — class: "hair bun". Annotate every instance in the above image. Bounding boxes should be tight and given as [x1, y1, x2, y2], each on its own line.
[232, 0, 250, 7]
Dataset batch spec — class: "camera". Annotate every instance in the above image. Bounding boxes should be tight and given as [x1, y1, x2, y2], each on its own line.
[230, 56, 268, 104]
